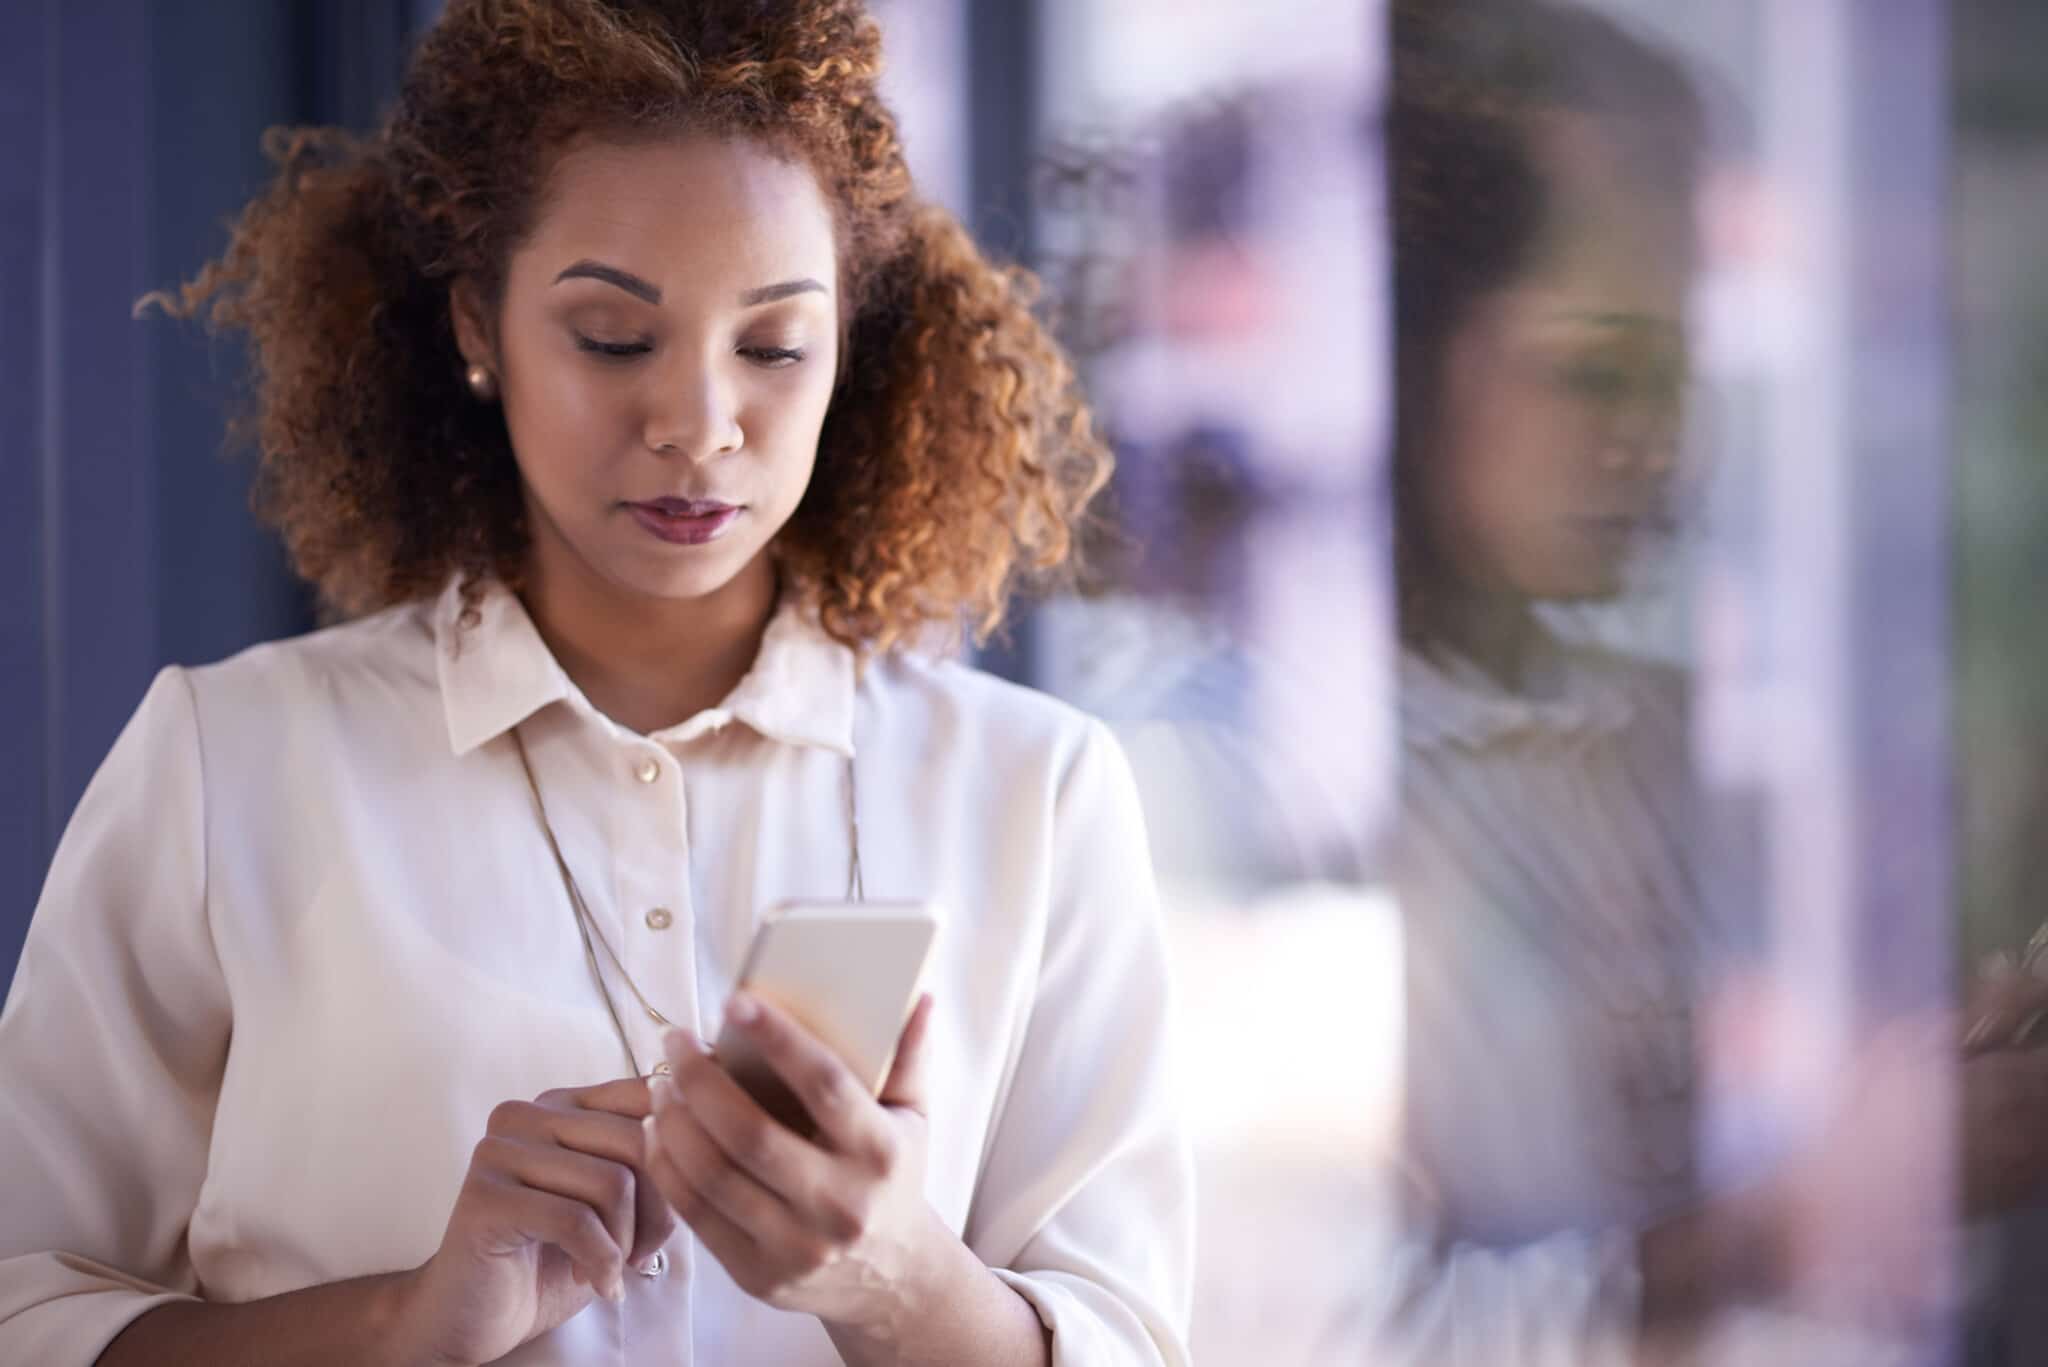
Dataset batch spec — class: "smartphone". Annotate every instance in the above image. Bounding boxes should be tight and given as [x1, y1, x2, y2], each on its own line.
[712, 899, 938, 1134]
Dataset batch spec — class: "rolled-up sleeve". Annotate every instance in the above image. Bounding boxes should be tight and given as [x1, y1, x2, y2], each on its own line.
[0, 667, 228, 1364]
[966, 720, 1194, 1366]
[1347, 1200, 1645, 1366]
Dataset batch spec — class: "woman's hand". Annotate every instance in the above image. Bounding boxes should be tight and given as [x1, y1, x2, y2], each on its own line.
[396, 1077, 678, 1367]
[1962, 954, 2048, 1054]
[1958, 1028, 2048, 1217]
[643, 992, 949, 1340]
[1643, 1002, 2048, 1346]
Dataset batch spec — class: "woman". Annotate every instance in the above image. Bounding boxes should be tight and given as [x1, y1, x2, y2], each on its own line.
[1371, 1, 2048, 1361]
[0, 3, 1190, 1364]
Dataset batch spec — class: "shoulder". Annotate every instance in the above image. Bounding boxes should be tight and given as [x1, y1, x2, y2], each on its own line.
[862, 648, 1120, 784]
[866, 648, 1107, 747]
[179, 598, 440, 739]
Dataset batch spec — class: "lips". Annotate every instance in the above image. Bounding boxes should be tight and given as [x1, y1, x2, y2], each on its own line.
[625, 497, 743, 546]
[1578, 508, 1676, 534]
[638, 497, 736, 518]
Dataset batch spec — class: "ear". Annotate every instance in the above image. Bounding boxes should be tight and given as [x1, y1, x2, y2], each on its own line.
[449, 276, 494, 371]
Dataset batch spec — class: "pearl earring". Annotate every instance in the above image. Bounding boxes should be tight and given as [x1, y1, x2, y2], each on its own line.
[465, 364, 497, 400]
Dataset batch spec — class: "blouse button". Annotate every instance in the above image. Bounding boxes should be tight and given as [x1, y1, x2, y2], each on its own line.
[634, 756, 661, 784]
[644, 906, 674, 931]
[637, 1248, 668, 1278]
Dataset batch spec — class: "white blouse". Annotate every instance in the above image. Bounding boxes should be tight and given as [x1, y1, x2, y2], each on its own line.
[1362, 636, 1712, 1364]
[0, 579, 1193, 1366]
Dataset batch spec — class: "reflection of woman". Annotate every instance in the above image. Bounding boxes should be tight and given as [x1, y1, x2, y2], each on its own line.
[1378, 4, 1711, 1351]
[0, 4, 1190, 1364]
[1375, 4, 2048, 1361]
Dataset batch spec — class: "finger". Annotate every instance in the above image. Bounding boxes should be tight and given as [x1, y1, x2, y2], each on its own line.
[878, 992, 935, 1113]
[493, 1098, 647, 1169]
[646, 1079, 811, 1242]
[660, 1046, 832, 1209]
[498, 1093, 676, 1268]
[721, 992, 891, 1161]
[475, 1171, 627, 1301]
[626, 1158, 680, 1271]
[1964, 973, 2048, 1052]
[644, 1142, 774, 1298]
[473, 1135, 638, 1279]
[541, 1076, 655, 1120]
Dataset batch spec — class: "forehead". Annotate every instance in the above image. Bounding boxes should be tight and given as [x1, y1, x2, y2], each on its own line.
[1511, 113, 1697, 326]
[517, 133, 839, 293]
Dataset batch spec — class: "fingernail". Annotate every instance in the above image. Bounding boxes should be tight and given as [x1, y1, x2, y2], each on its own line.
[650, 1075, 677, 1111]
[604, 1275, 626, 1303]
[727, 992, 759, 1025]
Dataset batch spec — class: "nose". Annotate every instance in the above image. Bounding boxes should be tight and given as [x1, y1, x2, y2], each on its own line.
[1596, 388, 1683, 477]
[644, 353, 743, 460]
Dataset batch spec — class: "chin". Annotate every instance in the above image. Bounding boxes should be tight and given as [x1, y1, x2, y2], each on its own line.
[599, 548, 757, 603]
[1527, 561, 1630, 603]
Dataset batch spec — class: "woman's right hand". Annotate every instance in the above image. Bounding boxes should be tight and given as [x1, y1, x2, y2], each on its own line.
[1642, 1004, 2048, 1347]
[394, 1076, 677, 1366]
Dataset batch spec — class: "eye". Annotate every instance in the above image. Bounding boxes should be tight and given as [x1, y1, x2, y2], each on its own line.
[740, 345, 807, 369]
[575, 334, 652, 360]
[1559, 360, 1634, 402]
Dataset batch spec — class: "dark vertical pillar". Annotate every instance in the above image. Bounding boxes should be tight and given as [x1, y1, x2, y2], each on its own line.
[6, 0, 445, 995]
[965, 0, 1042, 682]
[0, 3, 57, 975]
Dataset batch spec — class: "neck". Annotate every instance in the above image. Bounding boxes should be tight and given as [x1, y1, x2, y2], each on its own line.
[520, 545, 779, 737]
[1406, 577, 1543, 695]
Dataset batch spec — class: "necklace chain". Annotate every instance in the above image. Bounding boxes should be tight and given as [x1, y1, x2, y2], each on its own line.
[511, 725, 863, 1077]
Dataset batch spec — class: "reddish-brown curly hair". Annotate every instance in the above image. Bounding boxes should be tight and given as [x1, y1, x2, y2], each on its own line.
[152, 0, 1109, 653]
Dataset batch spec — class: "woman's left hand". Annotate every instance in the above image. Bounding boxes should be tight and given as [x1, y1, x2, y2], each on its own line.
[643, 991, 947, 1337]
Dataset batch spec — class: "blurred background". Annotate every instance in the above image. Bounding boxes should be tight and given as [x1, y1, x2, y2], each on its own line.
[7, 0, 2048, 1361]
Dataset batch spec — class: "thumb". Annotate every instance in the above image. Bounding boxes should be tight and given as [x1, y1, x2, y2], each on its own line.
[878, 993, 935, 1114]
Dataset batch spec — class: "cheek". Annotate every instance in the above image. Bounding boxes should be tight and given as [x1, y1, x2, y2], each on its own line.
[1417, 388, 1586, 590]
[1440, 372, 1602, 518]
[746, 374, 835, 478]
[502, 354, 638, 487]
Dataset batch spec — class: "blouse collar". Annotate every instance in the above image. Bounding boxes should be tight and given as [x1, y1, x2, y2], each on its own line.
[432, 576, 857, 759]
[1399, 631, 1638, 751]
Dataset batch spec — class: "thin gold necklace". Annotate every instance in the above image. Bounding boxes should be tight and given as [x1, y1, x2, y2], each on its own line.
[511, 725, 864, 1077]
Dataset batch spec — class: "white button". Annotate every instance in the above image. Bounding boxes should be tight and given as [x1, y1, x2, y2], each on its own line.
[634, 756, 661, 784]
[644, 906, 674, 931]
[637, 1249, 668, 1278]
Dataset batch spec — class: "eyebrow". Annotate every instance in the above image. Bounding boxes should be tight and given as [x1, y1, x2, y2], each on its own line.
[552, 261, 830, 310]
[1551, 311, 1682, 336]
[739, 277, 830, 307]
[553, 261, 661, 304]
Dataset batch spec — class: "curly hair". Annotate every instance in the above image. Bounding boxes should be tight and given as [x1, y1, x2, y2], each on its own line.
[150, 0, 1108, 653]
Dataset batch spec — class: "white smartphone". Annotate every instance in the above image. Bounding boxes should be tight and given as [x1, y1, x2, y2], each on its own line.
[712, 899, 938, 1133]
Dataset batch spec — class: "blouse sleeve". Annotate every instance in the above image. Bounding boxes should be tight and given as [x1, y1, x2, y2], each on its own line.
[1343, 849, 1647, 1367]
[1346, 1188, 1646, 1366]
[0, 667, 230, 1364]
[963, 720, 1195, 1366]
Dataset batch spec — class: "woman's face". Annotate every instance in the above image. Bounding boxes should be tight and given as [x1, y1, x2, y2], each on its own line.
[456, 132, 842, 608]
[1418, 116, 1695, 603]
